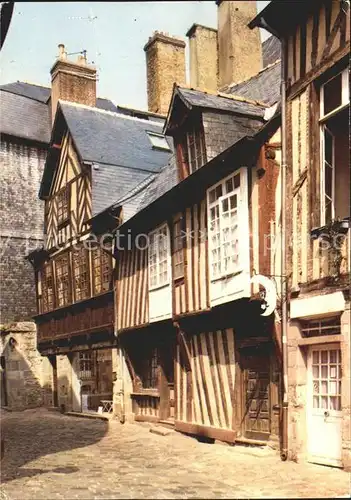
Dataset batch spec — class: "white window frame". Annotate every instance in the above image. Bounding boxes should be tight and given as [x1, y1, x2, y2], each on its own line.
[319, 67, 349, 226]
[320, 125, 335, 225]
[147, 132, 171, 151]
[207, 168, 248, 282]
[148, 223, 171, 291]
[319, 68, 349, 122]
[186, 122, 206, 174]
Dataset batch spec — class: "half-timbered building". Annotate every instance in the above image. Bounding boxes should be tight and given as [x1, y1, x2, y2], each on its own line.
[113, 44, 284, 446]
[28, 48, 172, 413]
[250, 0, 350, 469]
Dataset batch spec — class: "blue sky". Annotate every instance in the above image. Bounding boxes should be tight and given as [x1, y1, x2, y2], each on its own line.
[0, 1, 270, 110]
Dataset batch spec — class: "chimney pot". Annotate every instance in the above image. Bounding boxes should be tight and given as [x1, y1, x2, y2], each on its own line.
[50, 44, 97, 124]
[58, 44, 66, 59]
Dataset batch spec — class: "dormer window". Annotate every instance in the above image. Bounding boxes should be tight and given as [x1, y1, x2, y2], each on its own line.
[176, 115, 207, 179]
[147, 132, 171, 151]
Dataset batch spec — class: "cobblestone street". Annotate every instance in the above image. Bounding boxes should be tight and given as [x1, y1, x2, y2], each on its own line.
[1, 409, 350, 499]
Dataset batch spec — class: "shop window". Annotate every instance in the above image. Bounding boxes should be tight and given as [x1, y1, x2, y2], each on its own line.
[140, 348, 158, 389]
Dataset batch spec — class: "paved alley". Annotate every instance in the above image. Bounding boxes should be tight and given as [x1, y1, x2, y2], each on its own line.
[1, 409, 350, 499]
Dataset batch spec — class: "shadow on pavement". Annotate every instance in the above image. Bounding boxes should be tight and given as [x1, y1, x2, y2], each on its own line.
[1, 410, 108, 484]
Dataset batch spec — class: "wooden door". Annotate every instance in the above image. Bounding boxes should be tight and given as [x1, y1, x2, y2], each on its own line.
[242, 350, 271, 441]
[307, 344, 342, 467]
[159, 338, 175, 421]
[49, 355, 58, 407]
[0, 356, 8, 408]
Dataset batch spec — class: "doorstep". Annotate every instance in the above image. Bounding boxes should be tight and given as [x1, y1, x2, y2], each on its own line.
[47, 406, 60, 412]
[234, 436, 268, 447]
[158, 418, 175, 430]
[65, 411, 110, 421]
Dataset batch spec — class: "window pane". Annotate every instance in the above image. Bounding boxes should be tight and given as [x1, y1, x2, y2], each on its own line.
[324, 128, 333, 166]
[324, 163, 333, 198]
[325, 197, 332, 223]
[216, 185, 222, 198]
[323, 73, 342, 116]
[234, 174, 240, 189]
[329, 350, 337, 363]
[225, 178, 233, 194]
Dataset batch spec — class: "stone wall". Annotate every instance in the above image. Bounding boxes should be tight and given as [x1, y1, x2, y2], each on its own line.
[287, 299, 351, 470]
[112, 347, 133, 422]
[0, 137, 47, 323]
[0, 322, 52, 410]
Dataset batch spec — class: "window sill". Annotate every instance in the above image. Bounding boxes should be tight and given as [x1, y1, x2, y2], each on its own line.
[57, 219, 70, 230]
[149, 282, 170, 292]
[210, 270, 242, 283]
[130, 391, 160, 398]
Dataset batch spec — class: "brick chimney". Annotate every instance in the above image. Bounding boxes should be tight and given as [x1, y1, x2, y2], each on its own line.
[186, 24, 218, 92]
[50, 44, 97, 123]
[217, 1, 262, 89]
[144, 32, 186, 115]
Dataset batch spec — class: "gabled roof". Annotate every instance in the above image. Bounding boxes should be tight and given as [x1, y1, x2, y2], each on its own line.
[137, 156, 178, 214]
[40, 101, 173, 216]
[0, 81, 161, 144]
[176, 86, 268, 116]
[164, 84, 268, 134]
[116, 112, 280, 235]
[59, 101, 172, 173]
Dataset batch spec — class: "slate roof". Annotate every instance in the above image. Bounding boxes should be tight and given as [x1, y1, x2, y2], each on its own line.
[137, 156, 178, 213]
[52, 101, 173, 215]
[262, 35, 281, 67]
[0, 81, 119, 112]
[60, 101, 172, 173]
[0, 81, 135, 143]
[177, 87, 267, 117]
[228, 60, 281, 106]
[0, 90, 51, 143]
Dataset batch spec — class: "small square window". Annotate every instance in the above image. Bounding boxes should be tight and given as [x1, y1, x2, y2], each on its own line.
[147, 132, 171, 151]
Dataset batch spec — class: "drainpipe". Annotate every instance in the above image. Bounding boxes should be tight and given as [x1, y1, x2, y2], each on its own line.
[118, 343, 126, 424]
[256, 16, 288, 461]
[280, 36, 288, 462]
[112, 231, 125, 424]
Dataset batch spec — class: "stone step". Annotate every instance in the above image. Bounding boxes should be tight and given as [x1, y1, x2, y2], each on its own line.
[65, 411, 109, 421]
[150, 426, 174, 437]
[158, 419, 175, 429]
